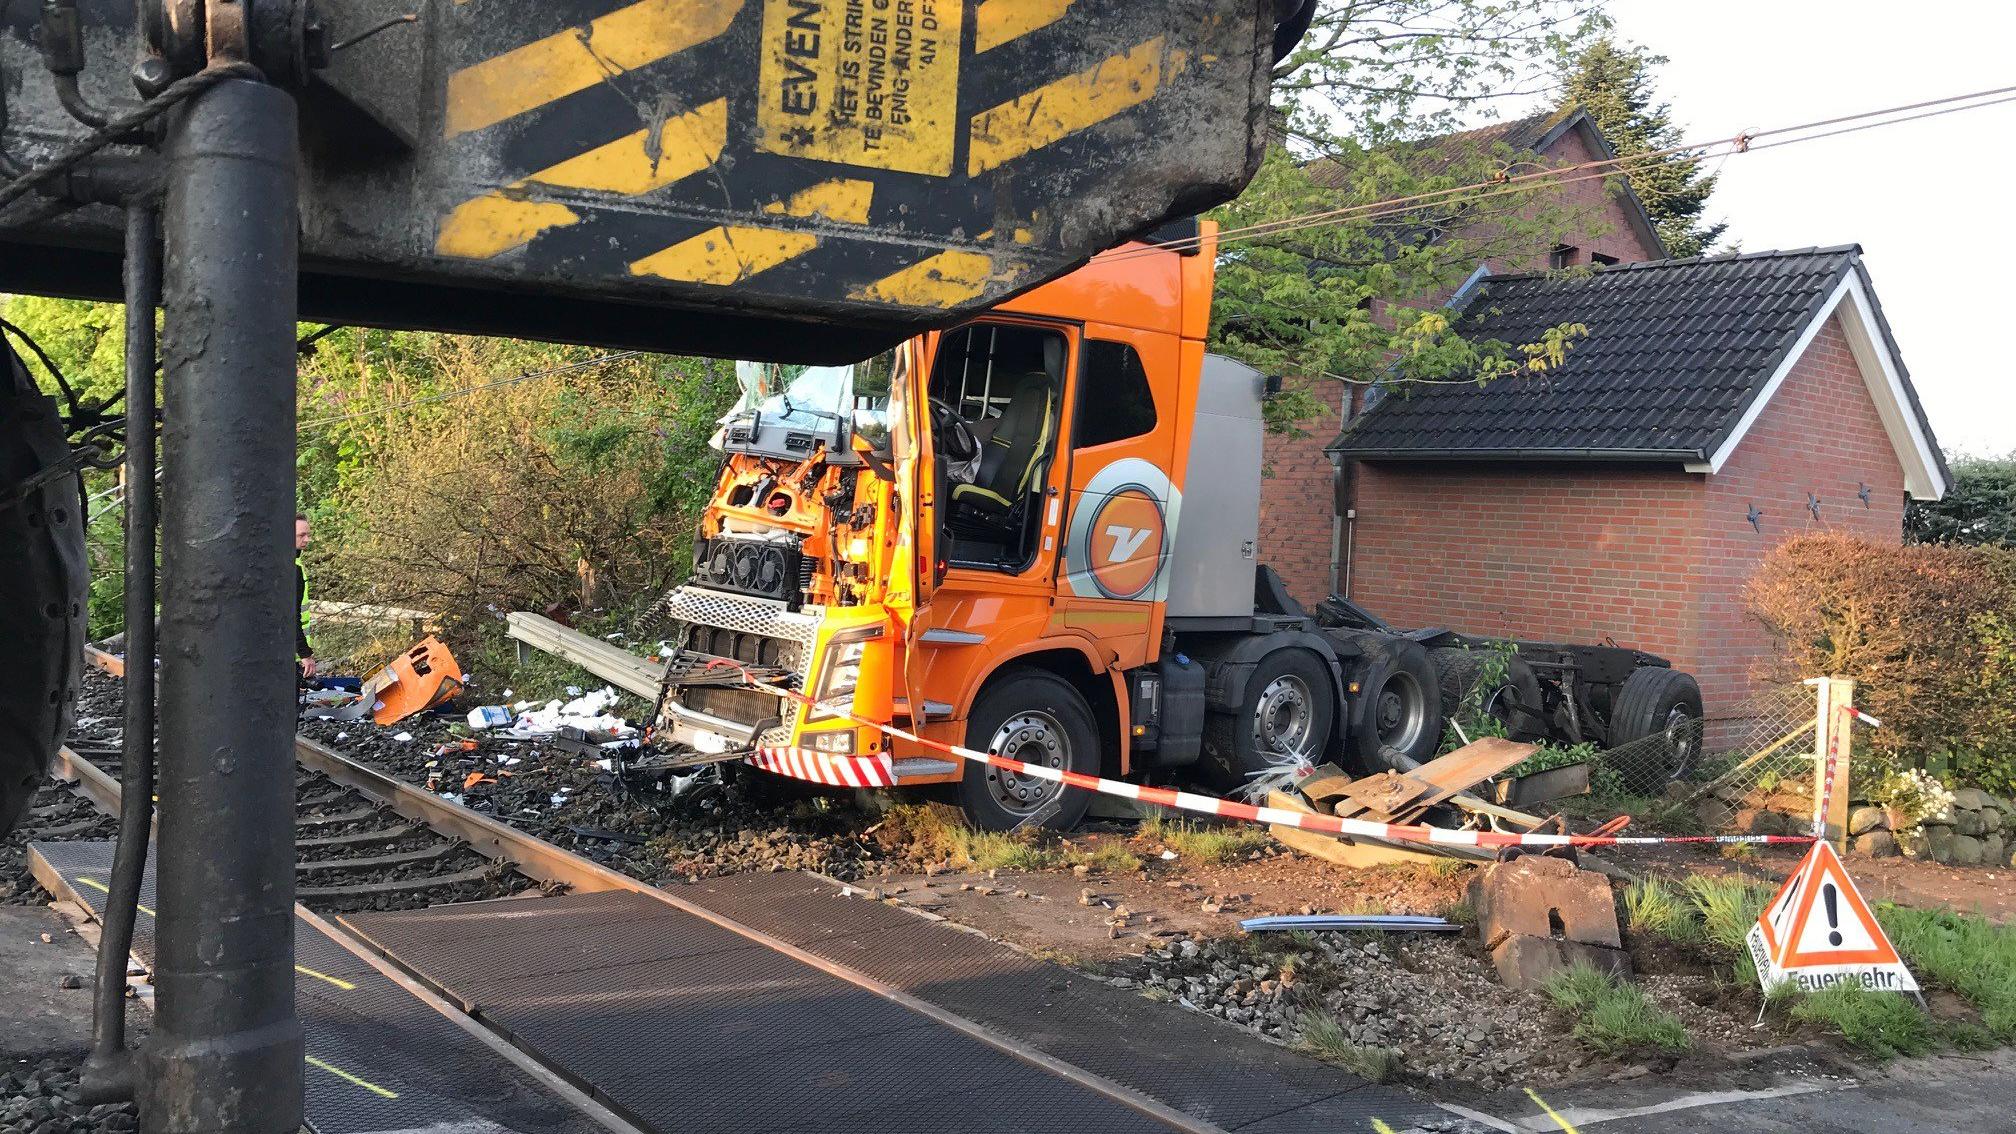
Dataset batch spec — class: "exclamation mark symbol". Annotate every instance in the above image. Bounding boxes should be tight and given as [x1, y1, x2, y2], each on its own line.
[1823, 883, 1842, 946]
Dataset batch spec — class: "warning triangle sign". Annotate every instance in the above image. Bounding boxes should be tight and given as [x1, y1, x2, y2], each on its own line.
[1746, 841, 1917, 994]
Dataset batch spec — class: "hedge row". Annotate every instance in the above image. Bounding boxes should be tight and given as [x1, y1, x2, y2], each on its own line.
[1747, 533, 2016, 796]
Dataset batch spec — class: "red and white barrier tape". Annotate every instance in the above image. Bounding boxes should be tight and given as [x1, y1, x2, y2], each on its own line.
[710, 661, 1815, 849]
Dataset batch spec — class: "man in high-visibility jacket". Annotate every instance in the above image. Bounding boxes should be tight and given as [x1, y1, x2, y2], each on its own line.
[295, 513, 316, 678]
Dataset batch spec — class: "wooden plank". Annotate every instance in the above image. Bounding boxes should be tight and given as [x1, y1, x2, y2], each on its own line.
[504, 611, 665, 700]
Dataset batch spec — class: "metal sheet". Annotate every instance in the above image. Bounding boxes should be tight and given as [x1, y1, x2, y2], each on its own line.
[0, 1, 1278, 360]
[346, 888, 1199, 1134]
[1166, 354, 1266, 619]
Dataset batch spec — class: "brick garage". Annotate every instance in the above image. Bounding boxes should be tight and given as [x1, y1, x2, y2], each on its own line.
[1323, 248, 1947, 734]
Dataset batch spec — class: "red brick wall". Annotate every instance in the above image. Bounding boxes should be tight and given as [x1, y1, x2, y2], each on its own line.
[1254, 126, 1665, 602]
[1694, 313, 1908, 724]
[1345, 465, 1703, 664]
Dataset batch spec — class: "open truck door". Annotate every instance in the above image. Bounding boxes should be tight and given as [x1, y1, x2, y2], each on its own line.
[883, 340, 941, 711]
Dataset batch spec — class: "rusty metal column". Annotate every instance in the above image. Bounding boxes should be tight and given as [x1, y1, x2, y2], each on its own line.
[140, 77, 303, 1134]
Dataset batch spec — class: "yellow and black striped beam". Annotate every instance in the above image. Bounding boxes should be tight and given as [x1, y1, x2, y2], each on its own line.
[388, 0, 1274, 338]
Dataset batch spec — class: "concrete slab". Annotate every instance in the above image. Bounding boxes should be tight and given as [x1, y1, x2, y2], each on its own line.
[0, 905, 97, 1058]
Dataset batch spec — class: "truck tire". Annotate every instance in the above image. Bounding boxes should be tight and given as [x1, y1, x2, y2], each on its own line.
[958, 669, 1097, 832]
[1199, 648, 1336, 791]
[1431, 648, 1546, 742]
[1607, 667, 1704, 793]
[0, 361, 87, 838]
[1345, 637, 1443, 770]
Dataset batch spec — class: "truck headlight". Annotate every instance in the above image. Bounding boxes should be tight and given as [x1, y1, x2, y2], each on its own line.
[813, 626, 881, 714]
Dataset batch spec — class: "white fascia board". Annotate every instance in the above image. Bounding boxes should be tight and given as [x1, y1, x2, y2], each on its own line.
[1693, 274, 1946, 500]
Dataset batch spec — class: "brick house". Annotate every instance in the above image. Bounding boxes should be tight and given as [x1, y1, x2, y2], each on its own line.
[1323, 247, 1949, 731]
[1259, 107, 1668, 595]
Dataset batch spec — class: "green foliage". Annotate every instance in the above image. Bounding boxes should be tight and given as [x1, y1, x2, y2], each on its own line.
[3, 295, 129, 407]
[1907, 455, 2016, 548]
[1874, 903, 2016, 1040]
[1544, 963, 1689, 1055]
[1623, 878, 1701, 945]
[1140, 814, 1273, 864]
[1558, 38, 1724, 258]
[1789, 981, 1933, 1059]
[1296, 1016, 1400, 1082]
[1748, 533, 2016, 794]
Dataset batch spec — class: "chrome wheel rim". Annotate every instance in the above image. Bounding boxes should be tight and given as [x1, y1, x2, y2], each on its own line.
[1252, 674, 1319, 767]
[1374, 671, 1428, 752]
[986, 709, 1068, 814]
[1662, 706, 1701, 778]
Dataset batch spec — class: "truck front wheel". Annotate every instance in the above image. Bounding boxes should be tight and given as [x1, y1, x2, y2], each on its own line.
[958, 669, 1097, 832]
[1200, 649, 1336, 792]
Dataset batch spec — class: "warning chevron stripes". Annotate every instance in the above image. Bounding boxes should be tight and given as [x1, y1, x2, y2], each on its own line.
[422, 0, 1262, 311]
[706, 660, 1817, 850]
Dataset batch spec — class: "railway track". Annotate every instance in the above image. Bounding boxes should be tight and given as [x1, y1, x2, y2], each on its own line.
[40, 648, 660, 911]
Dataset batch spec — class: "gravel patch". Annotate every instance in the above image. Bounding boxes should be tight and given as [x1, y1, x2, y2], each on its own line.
[1, 1056, 136, 1132]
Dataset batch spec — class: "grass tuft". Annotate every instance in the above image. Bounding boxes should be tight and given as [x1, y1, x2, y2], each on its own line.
[1681, 874, 1772, 955]
[1296, 1016, 1401, 1083]
[1790, 981, 1934, 1058]
[1071, 843, 1145, 875]
[1873, 903, 2016, 1041]
[1544, 963, 1689, 1055]
[1141, 813, 1273, 864]
[1623, 877, 1701, 944]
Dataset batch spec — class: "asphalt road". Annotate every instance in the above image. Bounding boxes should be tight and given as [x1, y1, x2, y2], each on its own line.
[1446, 1048, 2016, 1133]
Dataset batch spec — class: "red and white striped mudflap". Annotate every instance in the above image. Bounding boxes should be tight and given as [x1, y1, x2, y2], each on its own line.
[749, 747, 897, 789]
[694, 658, 1815, 850]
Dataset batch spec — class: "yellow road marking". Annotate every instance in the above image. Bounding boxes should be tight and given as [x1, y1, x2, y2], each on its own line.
[74, 875, 154, 917]
[968, 36, 1174, 176]
[1525, 1088, 1583, 1133]
[630, 178, 873, 284]
[437, 98, 727, 259]
[306, 1055, 399, 1099]
[77, 875, 358, 992]
[974, 0, 1072, 53]
[446, 0, 741, 136]
[295, 965, 358, 992]
[849, 249, 994, 309]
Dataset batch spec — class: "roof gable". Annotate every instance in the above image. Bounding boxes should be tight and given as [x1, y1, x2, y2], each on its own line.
[1327, 248, 1949, 499]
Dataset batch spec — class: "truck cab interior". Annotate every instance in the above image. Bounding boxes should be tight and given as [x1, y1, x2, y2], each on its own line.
[927, 323, 1066, 571]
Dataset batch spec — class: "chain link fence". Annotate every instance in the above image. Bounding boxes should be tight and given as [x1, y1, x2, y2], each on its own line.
[1578, 684, 1821, 836]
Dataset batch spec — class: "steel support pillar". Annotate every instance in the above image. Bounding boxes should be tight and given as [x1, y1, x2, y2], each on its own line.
[139, 78, 303, 1134]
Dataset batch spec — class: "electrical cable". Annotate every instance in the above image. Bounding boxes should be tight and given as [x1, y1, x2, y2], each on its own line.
[1097, 81, 2016, 265]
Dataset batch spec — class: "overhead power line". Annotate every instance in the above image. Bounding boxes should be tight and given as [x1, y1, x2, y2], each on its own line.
[1093, 81, 2016, 265]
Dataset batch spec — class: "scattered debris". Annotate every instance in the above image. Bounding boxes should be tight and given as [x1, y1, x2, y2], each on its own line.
[1240, 914, 1461, 934]
[1471, 854, 1629, 990]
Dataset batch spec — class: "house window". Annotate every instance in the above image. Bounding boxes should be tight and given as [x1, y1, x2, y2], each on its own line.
[1549, 244, 1576, 269]
[1590, 252, 1619, 267]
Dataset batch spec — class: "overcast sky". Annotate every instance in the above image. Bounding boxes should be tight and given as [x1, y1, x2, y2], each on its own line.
[1533, 0, 2016, 459]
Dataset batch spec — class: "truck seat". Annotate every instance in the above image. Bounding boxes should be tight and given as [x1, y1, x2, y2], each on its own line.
[951, 372, 1053, 515]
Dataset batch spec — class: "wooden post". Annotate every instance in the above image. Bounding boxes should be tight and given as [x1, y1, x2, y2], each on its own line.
[1807, 676, 1855, 850]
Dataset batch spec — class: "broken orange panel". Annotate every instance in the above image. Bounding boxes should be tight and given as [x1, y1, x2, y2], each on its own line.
[364, 636, 465, 726]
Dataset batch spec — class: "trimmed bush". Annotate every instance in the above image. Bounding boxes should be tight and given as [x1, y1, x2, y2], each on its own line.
[1747, 534, 2016, 795]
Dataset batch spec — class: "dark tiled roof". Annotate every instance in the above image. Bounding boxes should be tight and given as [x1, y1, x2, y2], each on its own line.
[1328, 247, 1943, 477]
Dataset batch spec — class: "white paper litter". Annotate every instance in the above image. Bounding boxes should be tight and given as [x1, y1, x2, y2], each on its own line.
[1160, 850, 1178, 860]
[501, 686, 634, 740]
[393, 731, 414, 742]
[334, 732, 347, 741]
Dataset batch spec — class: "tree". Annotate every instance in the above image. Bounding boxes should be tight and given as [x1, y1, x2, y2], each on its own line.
[1908, 456, 2016, 547]
[1214, 1, 1613, 431]
[1558, 38, 1725, 258]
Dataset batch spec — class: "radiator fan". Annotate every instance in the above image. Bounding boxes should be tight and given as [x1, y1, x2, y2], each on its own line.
[731, 543, 762, 589]
[706, 542, 736, 585]
[754, 545, 790, 597]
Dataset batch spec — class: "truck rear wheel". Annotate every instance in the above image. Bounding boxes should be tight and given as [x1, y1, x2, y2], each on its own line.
[1345, 637, 1444, 770]
[1607, 667, 1704, 792]
[1200, 648, 1335, 792]
[1432, 648, 1546, 741]
[959, 669, 1097, 832]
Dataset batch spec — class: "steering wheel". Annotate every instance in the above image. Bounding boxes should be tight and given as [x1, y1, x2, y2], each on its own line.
[929, 398, 980, 463]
